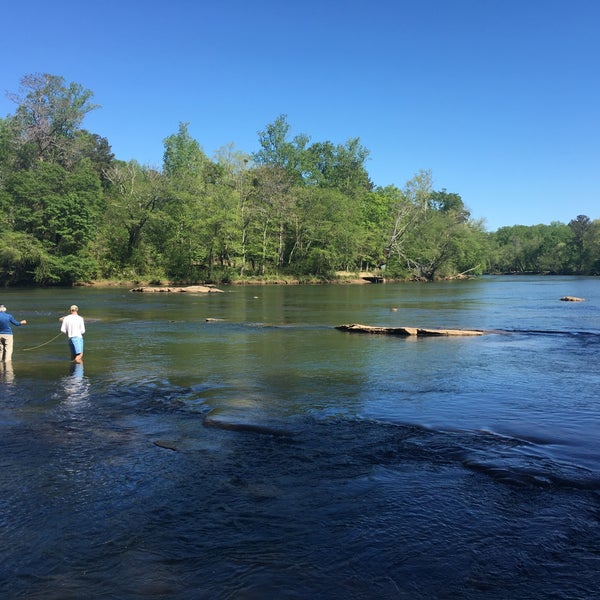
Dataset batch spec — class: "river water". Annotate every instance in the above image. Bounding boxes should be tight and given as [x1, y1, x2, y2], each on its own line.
[1, 276, 599, 599]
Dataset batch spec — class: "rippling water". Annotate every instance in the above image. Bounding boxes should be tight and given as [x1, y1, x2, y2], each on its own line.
[1, 276, 599, 599]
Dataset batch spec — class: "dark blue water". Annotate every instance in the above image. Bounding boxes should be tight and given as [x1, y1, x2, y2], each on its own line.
[1, 276, 599, 599]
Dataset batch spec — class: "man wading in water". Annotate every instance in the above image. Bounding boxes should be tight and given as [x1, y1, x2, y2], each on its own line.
[60, 305, 85, 364]
[0, 304, 27, 362]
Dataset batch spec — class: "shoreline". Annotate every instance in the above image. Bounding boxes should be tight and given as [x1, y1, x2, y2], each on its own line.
[78, 276, 376, 288]
[7, 272, 589, 290]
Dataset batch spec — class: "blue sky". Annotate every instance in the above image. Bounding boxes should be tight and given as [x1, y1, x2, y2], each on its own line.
[1, 0, 598, 231]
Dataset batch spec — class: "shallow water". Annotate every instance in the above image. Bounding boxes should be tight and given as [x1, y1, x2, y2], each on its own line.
[1, 276, 599, 599]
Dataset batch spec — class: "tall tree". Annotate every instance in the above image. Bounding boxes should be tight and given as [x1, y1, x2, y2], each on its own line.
[289, 186, 361, 275]
[568, 214, 591, 273]
[102, 161, 166, 273]
[384, 170, 432, 271]
[586, 220, 600, 274]
[253, 114, 309, 184]
[71, 130, 115, 185]
[7, 73, 99, 165]
[160, 123, 232, 280]
[246, 165, 294, 274]
[303, 138, 372, 195]
[163, 122, 209, 181]
[214, 144, 252, 276]
[358, 188, 396, 271]
[382, 173, 484, 280]
[3, 160, 102, 283]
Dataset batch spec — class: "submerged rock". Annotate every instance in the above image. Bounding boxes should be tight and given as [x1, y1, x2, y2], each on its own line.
[153, 440, 179, 451]
[203, 414, 294, 437]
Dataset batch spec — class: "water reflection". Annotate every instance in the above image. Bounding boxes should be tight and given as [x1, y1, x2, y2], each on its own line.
[0, 361, 14, 384]
[61, 362, 90, 405]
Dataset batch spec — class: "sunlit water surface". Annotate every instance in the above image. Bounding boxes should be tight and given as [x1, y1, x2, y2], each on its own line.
[1, 276, 599, 599]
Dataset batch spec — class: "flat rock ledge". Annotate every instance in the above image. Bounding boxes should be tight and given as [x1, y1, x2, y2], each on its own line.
[130, 285, 223, 293]
[560, 296, 585, 302]
[336, 323, 486, 336]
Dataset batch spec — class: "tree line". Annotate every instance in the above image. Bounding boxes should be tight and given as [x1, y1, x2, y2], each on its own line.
[0, 74, 598, 286]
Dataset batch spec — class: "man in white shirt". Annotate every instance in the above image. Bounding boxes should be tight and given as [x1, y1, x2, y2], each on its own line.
[60, 305, 86, 363]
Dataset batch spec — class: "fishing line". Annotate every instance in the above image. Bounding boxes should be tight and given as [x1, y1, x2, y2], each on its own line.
[22, 333, 63, 352]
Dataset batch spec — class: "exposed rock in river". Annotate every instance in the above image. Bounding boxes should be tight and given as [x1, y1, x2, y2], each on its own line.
[336, 323, 486, 336]
[560, 296, 585, 302]
[130, 285, 223, 293]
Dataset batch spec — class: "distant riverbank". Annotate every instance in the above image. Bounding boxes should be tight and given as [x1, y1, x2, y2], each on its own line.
[11, 271, 589, 290]
[79, 273, 377, 288]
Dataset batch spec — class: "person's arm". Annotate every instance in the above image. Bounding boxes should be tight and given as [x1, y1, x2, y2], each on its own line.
[10, 317, 26, 326]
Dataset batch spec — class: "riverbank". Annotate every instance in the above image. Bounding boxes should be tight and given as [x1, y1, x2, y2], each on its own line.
[80, 273, 377, 288]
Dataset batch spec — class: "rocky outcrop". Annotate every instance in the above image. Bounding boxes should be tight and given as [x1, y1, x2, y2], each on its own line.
[560, 296, 585, 302]
[153, 440, 179, 451]
[336, 323, 486, 336]
[203, 414, 294, 437]
[130, 285, 223, 293]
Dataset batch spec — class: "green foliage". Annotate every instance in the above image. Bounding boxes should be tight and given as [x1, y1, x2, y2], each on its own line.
[1, 73, 598, 285]
[253, 114, 310, 184]
[302, 138, 372, 195]
[286, 187, 359, 274]
[163, 122, 209, 182]
[8, 73, 99, 165]
[6, 160, 102, 254]
[71, 131, 115, 186]
[34, 253, 99, 285]
[568, 215, 592, 274]
[102, 160, 167, 271]
[0, 231, 47, 285]
[488, 222, 577, 274]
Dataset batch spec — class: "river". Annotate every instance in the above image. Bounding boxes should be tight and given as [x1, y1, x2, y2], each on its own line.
[1, 276, 599, 599]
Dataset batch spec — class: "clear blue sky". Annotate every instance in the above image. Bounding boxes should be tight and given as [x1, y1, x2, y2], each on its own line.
[2, 0, 598, 231]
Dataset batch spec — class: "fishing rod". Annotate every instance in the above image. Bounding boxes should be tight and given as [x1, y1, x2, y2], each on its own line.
[22, 333, 63, 352]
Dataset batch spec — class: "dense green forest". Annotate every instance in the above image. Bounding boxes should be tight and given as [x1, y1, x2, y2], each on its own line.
[1, 74, 598, 286]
